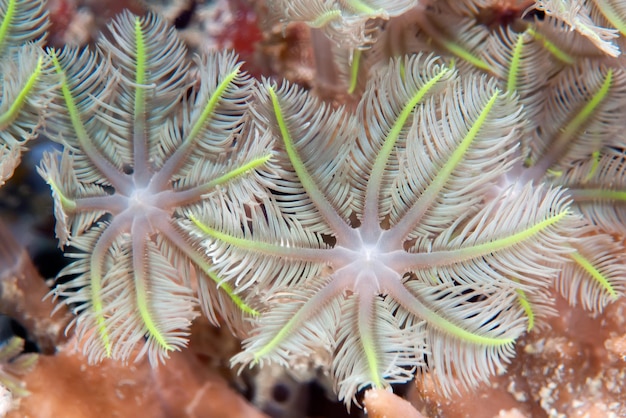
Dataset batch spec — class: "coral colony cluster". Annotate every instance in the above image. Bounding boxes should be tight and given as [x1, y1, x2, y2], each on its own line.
[2, 0, 626, 413]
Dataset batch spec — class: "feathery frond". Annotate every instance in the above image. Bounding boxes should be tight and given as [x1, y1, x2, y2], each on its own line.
[558, 229, 626, 311]
[269, 0, 418, 50]
[0, 0, 52, 186]
[40, 12, 271, 365]
[0, 336, 37, 397]
[533, 0, 621, 56]
[192, 54, 579, 405]
[561, 148, 626, 229]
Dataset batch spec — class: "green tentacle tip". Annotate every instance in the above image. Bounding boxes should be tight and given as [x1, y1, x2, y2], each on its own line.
[527, 28, 574, 64]
[362, 337, 382, 388]
[220, 281, 259, 316]
[187, 214, 259, 316]
[507, 33, 525, 92]
[516, 288, 535, 332]
[442, 40, 490, 72]
[348, 49, 361, 94]
[546, 168, 563, 177]
[345, 0, 378, 15]
[48, 178, 76, 211]
[188, 68, 240, 142]
[189, 213, 206, 230]
[309, 10, 342, 28]
[208, 153, 272, 187]
[0, 0, 16, 47]
[0, 54, 44, 127]
[96, 317, 113, 358]
[570, 251, 618, 299]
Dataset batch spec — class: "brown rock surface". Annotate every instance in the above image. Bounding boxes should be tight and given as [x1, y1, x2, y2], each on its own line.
[408, 294, 626, 418]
